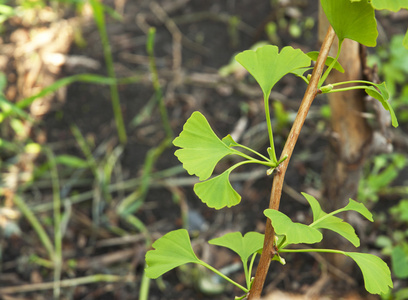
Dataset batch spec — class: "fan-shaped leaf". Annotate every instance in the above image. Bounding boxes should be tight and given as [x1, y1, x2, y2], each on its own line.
[307, 51, 345, 73]
[235, 45, 311, 99]
[368, 0, 408, 48]
[343, 199, 373, 221]
[371, 0, 408, 11]
[302, 193, 361, 247]
[145, 229, 201, 279]
[264, 209, 322, 246]
[345, 252, 393, 295]
[209, 232, 264, 264]
[301, 192, 325, 222]
[321, 0, 378, 46]
[173, 111, 235, 180]
[365, 83, 398, 127]
[314, 215, 360, 247]
[222, 134, 239, 147]
[290, 67, 313, 78]
[194, 170, 240, 209]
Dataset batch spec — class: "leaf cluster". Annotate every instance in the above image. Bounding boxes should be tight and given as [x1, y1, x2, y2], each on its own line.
[145, 193, 392, 295]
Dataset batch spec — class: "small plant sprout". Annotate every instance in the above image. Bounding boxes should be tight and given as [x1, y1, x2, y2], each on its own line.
[145, 0, 404, 298]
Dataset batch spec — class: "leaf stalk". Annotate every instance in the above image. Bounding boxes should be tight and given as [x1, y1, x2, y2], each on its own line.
[200, 261, 249, 293]
[264, 92, 278, 164]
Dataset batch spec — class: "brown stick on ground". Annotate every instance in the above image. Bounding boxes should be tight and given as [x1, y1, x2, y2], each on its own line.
[248, 26, 336, 300]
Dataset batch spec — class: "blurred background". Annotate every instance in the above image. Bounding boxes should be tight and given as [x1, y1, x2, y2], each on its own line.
[0, 0, 407, 299]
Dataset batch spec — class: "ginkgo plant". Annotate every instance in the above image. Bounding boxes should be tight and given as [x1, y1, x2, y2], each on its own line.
[145, 1, 406, 299]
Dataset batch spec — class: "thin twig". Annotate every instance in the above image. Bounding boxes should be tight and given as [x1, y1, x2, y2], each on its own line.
[149, 1, 182, 73]
[248, 26, 336, 299]
[149, 1, 209, 55]
[0, 274, 134, 294]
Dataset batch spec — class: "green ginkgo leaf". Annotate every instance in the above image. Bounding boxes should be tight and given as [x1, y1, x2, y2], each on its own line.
[328, 0, 408, 49]
[235, 45, 311, 99]
[194, 170, 240, 209]
[321, 0, 378, 46]
[264, 209, 322, 246]
[302, 193, 368, 247]
[345, 252, 393, 295]
[173, 111, 235, 181]
[314, 215, 361, 247]
[222, 134, 239, 147]
[290, 67, 313, 78]
[343, 199, 374, 221]
[301, 192, 326, 222]
[307, 51, 345, 73]
[209, 231, 264, 264]
[376, 81, 390, 101]
[371, 0, 408, 11]
[366, 0, 408, 49]
[364, 83, 398, 127]
[145, 229, 201, 279]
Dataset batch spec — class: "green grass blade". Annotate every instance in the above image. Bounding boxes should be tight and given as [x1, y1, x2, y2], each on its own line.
[146, 27, 174, 139]
[13, 194, 55, 260]
[8, 73, 141, 118]
[90, 0, 127, 144]
[44, 148, 62, 300]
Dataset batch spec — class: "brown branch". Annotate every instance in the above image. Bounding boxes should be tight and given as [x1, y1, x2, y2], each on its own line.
[248, 26, 336, 300]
